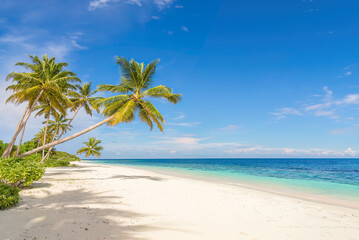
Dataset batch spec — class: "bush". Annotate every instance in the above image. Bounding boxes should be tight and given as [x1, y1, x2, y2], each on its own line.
[44, 158, 71, 167]
[0, 184, 20, 210]
[52, 151, 81, 161]
[0, 157, 45, 188]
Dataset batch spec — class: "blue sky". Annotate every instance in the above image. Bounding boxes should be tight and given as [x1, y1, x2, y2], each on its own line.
[1, 0, 359, 158]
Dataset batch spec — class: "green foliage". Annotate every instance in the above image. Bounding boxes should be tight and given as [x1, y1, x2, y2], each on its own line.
[77, 137, 103, 158]
[0, 184, 20, 210]
[53, 151, 80, 161]
[19, 140, 39, 155]
[0, 157, 45, 187]
[0, 140, 7, 156]
[42, 151, 80, 167]
[96, 57, 181, 130]
[43, 158, 71, 167]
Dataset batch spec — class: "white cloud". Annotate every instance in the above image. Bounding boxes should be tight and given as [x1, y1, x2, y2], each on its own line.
[154, 0, 174, 10]
[271, 107, 303, 119]
[220, 125, 239, 131]
[226, 145, 357, 157]
[344, 147, 355, 156]
[181, 26, 189, 32]
[328, 127, 357, 135]
[88, 0, 118, 11]
[337, 94, 359, 105]
[274, 86, 359, 121]
[88, 0, 175, 11]
[174, 5, 183, 8]
[338, 63, 359, 78]
[0, 32, 87, 61]
[172, 137, 202, 145]
[167, 122, 201, 127]
[152, 16, 161, 20]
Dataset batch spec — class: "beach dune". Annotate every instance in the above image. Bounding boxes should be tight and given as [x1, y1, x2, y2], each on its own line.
[1, 162, 359, 240]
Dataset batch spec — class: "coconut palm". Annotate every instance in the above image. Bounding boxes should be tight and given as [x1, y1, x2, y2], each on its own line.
[19, 57, 181, 158]
[42, 82, 100, 160]
[77, 137, 103, 158]
[16, 101, 60, 158]
[39, 115, 72, 163]
[33, 127, 55, 146]
[2, 54, 79, 158]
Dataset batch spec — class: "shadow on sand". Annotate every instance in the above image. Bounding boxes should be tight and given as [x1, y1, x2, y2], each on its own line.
[0, 164, 180, 239]
[0, 187, 173, 240]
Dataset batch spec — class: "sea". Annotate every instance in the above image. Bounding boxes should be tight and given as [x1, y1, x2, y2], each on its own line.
[85, 158, 359, 201]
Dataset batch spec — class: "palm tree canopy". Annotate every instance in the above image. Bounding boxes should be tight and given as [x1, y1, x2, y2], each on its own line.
[33, 127, 55, 145]
[67, 82, 100, 116]
[33, 101, 62, 119]
[48, 114, 72, 135]
[77, 137, 103, 158]
[5, 54, 80, 108]
[96, 57, 182, 131]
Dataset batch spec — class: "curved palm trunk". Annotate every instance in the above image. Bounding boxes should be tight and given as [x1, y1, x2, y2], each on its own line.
[19, 115, 114, 158]
[15, 124, 26, 157]
[2, 90, 44, 158]
[42, 104, 83, 161]
[42, 116, 50, 158]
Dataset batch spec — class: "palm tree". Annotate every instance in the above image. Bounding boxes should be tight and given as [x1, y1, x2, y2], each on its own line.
[19, 57, 181, 158]
[2, 54, 79, 158]
[39, 115, 72, 163]
[18, 101, 61, 158]
[33, 127, 55, 146]
[42, 82, 100, 160]
[77, 137, 103, 158]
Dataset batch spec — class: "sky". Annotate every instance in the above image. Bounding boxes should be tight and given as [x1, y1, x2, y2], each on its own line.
[1, 0, 359, 158]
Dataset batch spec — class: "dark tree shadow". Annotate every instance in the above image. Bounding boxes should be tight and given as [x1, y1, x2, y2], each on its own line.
[0, 188, 173, 240]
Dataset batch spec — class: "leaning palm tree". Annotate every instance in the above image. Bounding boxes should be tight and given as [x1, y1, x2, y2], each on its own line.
[77, 137, 103, 158]
[19, 57, 181, 158]
[42, 82, 100, 160]
[22, 101, 61, 158]
[39, 115, 72, 163]
[2, 54, 79, 158]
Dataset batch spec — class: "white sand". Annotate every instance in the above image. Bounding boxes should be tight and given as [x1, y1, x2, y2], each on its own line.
[1, 162, 359, 240]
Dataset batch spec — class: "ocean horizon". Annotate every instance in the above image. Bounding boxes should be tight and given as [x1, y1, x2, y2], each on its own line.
[85, 158, 359, 200]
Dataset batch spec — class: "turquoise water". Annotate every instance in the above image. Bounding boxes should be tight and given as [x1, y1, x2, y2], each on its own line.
[85, 158, 359, 200]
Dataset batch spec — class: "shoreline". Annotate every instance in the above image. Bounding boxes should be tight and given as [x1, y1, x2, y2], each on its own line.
[1, 161, 359, 239]
[83, 160, 359, 210]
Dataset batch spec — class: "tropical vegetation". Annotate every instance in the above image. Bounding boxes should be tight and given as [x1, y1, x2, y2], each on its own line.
[77, 137, 103, 158]
[2, 54, 79, 158]
[0, 184, 20, 210]
[0, 54, 181, 209]
[17, 56, 181, 157]
[0, 157, 45, 188]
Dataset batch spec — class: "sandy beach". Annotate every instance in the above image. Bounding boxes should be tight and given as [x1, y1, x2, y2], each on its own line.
[1, 162, 359, 240]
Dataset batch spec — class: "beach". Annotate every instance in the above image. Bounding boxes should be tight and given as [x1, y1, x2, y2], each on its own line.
[1, 162, 359, 240]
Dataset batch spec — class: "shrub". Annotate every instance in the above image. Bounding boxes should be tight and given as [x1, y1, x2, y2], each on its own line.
[0, 157, 45, 188]
[53, 151, 81, 161]
[44, 158, 71, 167]
[0, 184, 20, 210]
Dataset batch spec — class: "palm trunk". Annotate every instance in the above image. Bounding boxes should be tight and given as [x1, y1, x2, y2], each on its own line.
[40, 130, 58, 163]
[35, 142, 40, 156]
[42, 116, 50, 158]
[2, 90, 44, 158]
[2, 104, 29, 157]
[19, 115, 114, 158]
[42, 104, 83, 160]
[15, 124, 26, 157]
